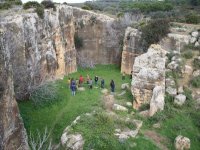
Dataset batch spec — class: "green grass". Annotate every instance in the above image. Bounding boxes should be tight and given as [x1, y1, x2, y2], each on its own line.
[182, 50, 194, 59]
[18, 65, 131, 143]
[191, 75, 200, 88]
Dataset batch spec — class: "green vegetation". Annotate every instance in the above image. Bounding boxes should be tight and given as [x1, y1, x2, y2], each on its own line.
[23, 1, 44, 18]
[191, 76, 200, 88]
[41, 0, 56, 11]
[0, 0, 22, 10]
[141, 19, 170, 51]
[81, 5, 91, 10]
[182, 50, 194, 59]
[185, 13, 200, 24]
[74, 33, 83, 49]
[19, 65, 131, 143]
[193, 57, 200, 69]
[119, 1, 173, 13]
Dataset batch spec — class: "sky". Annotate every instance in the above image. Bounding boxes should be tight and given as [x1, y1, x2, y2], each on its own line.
[21, 0, 91, 4]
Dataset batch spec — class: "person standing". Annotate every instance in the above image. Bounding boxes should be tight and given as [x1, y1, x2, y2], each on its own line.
[110, 80, 115, 93]
[70, 78, 76, 96]
[86, 74, 90, 84]
[67, 77, 71, 88]
[89, 78, 93, 89]
[101, 78, 105, 88]
[94, 76, 99, 85]
[79, 75, 84, 87]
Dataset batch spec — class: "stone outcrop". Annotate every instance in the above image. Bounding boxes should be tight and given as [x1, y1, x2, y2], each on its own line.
[175, 135, 190, 150]
[0, 30, 28, 150]
[73, 7, 123, 66]
[149, 86, 165, 116]
[121, 27, 143, 74]
[0, 5, 77, 99]
[131, 44, 166, 109]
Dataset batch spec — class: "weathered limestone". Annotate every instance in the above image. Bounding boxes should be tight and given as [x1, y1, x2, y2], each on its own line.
[175, 135, 190, 150]
[73, 7, 123, 66]
[149, 86, 165, 116]
[0, 30, 28, 150]
[132, 44, 166, 109]
[121, 27, 143, 74]
[0, 5, 77, 100]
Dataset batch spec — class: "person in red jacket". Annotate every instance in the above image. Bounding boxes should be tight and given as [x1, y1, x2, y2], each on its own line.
[79, 75, 84, 87]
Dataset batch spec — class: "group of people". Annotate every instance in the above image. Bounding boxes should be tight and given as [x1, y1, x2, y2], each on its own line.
[68, 75, 115, 96]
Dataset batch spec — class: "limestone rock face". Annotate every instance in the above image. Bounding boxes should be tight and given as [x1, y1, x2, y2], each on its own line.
[121, 27, 143, 74]
[132, 44, 166, 109]
[0, 5, 77, 100]
[149, 86, 165, 116]
[73, 7, 123, 66]
[0, 30, 28, 150]
[175, 135, 190, 150]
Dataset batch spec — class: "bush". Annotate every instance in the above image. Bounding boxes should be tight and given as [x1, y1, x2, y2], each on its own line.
[74, 33, 83, 49]
[185, 13, 200, 24]
[23, 1, 40, 9]
[140, 19, 170, 50]
[193, 57, 200, 69]
[35, 6, 44, 19]
[0, 2, 11, 10]
[182, 50, 194, 59]
[81, 5, 91, 10]
[41, 0, 56, 11]
[191, 76, 200, 88]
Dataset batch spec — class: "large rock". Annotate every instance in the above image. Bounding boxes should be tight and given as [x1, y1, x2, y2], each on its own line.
[113, 104, 128, 112]
[149, 86, 165, 116]
[174, 94, 186, 106]
[121, 27, 143, 74]
[166, 86, 177, 96]
[121, 83, 129, 90]
[0, 5, 77, 99]
[175, 135, 190, 150]
[61, 133, 84, 150]
[132, 44, 166, 109]
[0, 30, 28, 149]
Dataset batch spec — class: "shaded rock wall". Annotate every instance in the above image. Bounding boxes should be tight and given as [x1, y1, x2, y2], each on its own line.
[73, 7, 123, 65]
[0, 5, 76, 100]
[0, 30, 28, 150]
[121, 27, 143, 74]
[131, 44, 166, 109]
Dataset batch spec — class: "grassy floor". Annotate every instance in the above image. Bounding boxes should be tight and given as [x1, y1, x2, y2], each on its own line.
[18, 65, 131, 142]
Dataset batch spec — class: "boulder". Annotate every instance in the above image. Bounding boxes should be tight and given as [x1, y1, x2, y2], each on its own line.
[121, 83, 129, 90]
[113, 104, 128, 112]
[191, 31, 199, 38]
[153, 123, 161, 129]
[166, 86, 177, 96]
[175, 135, 190, 150]
[77, 87, 85, 91]
[174, 94, 186, 106]
[61, 133, 84, 150]
[195, 41, 200, 47]
[126, 102, 132, 107]
[190, 37, 197, 44]
[149, 86, 165, 116]
[167, 61, 179, 70]
[193, 70, 200, 77]
[103, 94, 115, 111]
[183, 65, 193, 74]
[166, 78, 176, 87]
[118, 91, 126, 96]
[101, 88, 108, 94]
[178, 86, 184, 94]
[132, 44, 166, 109]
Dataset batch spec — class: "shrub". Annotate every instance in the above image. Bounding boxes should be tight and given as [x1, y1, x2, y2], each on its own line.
[23, 1, 40, 9]
[140, 19, 170, 51]
[14, 0, 22, 5]
[74, 33, 83, 49]
[193, 57, 200, 69]
[185, 13, 200, 24]
[35, 6, 44, 19]
[41, 0, 56, 11]
[0, 2, 11, 10]
[30, 82, 59, 107]
[81, 5, 91, 10]
[182, 50, 194, 59]
[191, 76, 200, 88]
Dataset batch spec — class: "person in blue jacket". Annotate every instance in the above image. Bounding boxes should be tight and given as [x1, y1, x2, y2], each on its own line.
[70, 78, 76, 96]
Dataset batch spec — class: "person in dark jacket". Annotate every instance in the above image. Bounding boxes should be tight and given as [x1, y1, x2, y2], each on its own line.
[101, 78, 105, 88]
[94, 76, 99, 85]
[110, 80, 115, 93]
[70, 78, 76, 96]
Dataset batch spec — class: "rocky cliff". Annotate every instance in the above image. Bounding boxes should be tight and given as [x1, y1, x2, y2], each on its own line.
[0, 5, 77, 100]
[0, 29, 28, 150]
[121, 27, 143, 74]
[73, 7, 123, 66]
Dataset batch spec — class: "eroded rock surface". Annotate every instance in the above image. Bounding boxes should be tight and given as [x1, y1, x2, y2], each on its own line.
[132, 44, 166, 109]
[0, 30, 28, 150]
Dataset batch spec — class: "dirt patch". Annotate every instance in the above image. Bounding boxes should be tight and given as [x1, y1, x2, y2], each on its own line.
[144, 130, 169, 150]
